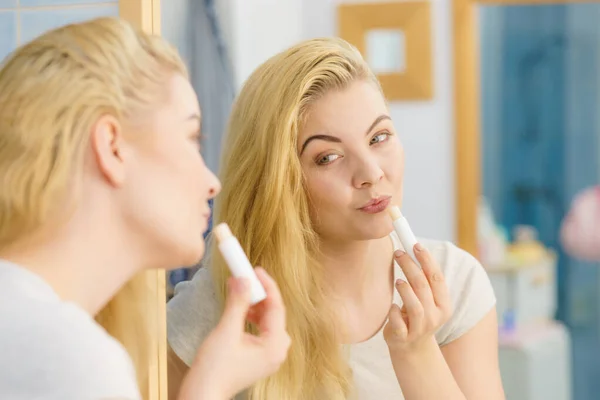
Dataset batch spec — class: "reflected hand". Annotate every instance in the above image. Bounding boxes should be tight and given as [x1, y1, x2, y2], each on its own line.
[383, 244, 453, 357]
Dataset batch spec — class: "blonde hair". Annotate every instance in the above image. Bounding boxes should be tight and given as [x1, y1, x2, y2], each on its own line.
[0, 17, 187, 398]
[212, 38, 380, 399]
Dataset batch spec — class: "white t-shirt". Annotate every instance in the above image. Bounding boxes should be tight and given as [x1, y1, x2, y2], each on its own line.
[167, 237, 496, 399]
[0, 260, 141, 400]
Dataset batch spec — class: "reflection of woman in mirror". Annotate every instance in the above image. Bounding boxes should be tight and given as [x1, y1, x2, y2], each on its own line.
[0, 17, 289, 400]
[167, 38, 506, 399]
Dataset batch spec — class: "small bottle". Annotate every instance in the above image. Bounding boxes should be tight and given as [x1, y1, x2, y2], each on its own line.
[214, 223, 267, 305]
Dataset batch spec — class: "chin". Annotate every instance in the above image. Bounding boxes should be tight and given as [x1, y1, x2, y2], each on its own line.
[165, 237, 206, 270]
[365, 226, 395, 240]
[349, 218, 394, 241]
[186, 240, 206, 267]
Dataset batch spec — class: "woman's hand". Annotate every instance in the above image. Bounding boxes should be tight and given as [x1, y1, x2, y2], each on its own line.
[179, 268, 291, 400]
[383, 243, 453, 358]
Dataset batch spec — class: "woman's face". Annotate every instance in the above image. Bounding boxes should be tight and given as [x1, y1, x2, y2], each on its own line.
[119, 74, 221, 268]
[298, 80, 404, 242]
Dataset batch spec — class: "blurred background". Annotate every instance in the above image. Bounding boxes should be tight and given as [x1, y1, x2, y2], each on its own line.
[1, 0, 598, 399]
[480, 5, 600, 399]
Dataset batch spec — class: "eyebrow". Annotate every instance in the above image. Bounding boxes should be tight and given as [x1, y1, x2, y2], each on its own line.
[300, 134, 341, 155]
[366, 114, 391, 136]
[300, 114, 392, 155]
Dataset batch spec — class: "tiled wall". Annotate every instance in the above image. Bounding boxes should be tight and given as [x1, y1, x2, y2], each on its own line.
[0, 0, 118, 62]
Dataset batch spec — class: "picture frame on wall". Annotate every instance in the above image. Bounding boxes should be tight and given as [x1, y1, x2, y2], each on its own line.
[337, 1, 434, 101]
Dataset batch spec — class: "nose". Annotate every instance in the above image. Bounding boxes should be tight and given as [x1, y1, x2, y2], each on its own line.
[206, 167, 221, 199]
[351, 154, 384, 189]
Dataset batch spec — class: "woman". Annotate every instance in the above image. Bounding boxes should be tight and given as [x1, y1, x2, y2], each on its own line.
[167, 37, 505, 399]
[0, 17, 289, 400]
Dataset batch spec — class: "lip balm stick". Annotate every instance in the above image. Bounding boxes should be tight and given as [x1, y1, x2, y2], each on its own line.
[214, 223, 267, 305]
[388, 206, 420, 267]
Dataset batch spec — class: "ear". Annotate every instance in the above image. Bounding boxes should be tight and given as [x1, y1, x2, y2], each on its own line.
[90, 114, 127, 187]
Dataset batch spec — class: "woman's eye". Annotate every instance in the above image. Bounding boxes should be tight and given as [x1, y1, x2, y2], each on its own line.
[316, 154, 340, 165]
[191, 132, 203, 151]
[370, 132, 390, 145]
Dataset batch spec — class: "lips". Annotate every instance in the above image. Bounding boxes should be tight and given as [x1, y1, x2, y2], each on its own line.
[358, 196, 392, 214]
[201, 210, 211, 226]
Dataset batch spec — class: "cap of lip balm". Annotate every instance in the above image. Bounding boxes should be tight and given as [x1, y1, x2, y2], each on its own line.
[214, 223, 267, 304]
[388, 205, 402, 221]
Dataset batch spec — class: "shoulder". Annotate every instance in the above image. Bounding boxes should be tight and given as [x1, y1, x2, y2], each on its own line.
[167, 266, 221, 366]
[0, 297, 140, 399]
[418, 239, 497, 346]
[419, 238, 486, 283]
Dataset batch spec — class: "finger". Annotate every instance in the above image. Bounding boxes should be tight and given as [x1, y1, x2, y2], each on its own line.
[254, 268, 286, 334]
[394, 249, 435, 310]
[385, 303, 408, 341]
[395, 278, 424, 334]
[414, 244, 451, 311]
[219, 277, 252, 331]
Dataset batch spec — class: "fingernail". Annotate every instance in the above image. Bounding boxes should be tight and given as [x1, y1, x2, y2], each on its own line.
[396, 279, 406, 286]
[414, 243, 424, 252]
[394, 250, 405, 258]
[433, 273, 444, 282]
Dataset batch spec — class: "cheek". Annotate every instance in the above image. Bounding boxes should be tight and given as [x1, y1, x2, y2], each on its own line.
[156, 147, 193, 187]
[305, 169, 352, 218]
[140, 144, 202, 218]
[173, 148, 207, 210]
[140, 145, 207, 263]
[383, 141, 405, 183]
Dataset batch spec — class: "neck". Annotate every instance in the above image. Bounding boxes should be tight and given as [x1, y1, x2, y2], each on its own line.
[0, 214, 144, 316]
[319, 235, 394, 301]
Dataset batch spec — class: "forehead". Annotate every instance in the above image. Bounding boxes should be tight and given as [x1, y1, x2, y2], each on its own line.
[300, 80, 387, 140]
[166, 74, 200, 115]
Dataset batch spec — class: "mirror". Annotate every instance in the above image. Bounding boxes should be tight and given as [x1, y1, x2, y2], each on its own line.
[461, 2, 600, 398]
[365, 28, 406, 74]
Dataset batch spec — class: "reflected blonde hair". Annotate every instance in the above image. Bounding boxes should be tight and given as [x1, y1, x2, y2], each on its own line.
[212, 38, 380, 399]
[0, 17, 186, 398]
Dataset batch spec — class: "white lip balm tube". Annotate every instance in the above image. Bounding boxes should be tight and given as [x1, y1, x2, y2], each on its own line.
[214, 223, 267, 305]
[388, 206, 420, 266]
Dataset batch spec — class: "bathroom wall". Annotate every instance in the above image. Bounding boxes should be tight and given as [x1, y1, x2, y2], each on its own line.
[302, 0, 456, 243]
[0, 0, 118, 62]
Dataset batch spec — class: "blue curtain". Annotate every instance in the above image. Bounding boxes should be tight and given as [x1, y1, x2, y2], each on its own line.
[481, 5, 600, 399]
[190, 0, 236, 174]
[167, 0, 234, 291]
